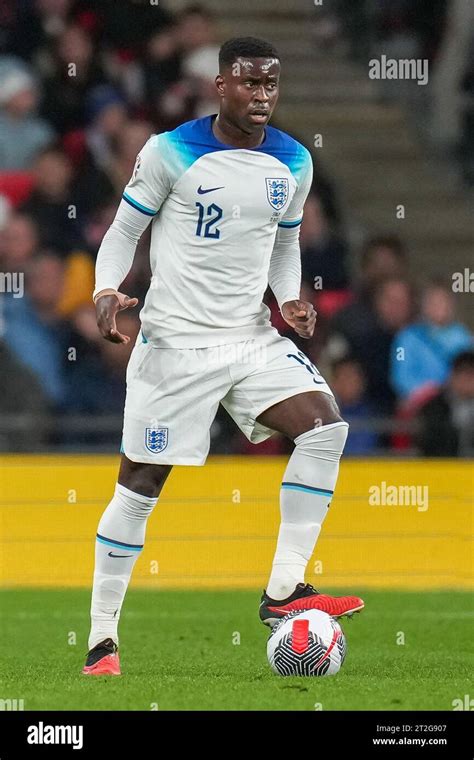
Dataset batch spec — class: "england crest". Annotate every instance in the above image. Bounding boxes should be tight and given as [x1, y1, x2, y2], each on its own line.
[265, 177, 289, 210]
[145, 427, 168, 453]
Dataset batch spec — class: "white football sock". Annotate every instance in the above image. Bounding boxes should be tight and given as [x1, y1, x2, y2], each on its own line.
[88, 482, 158, 650]
[266, 421, 349, 601]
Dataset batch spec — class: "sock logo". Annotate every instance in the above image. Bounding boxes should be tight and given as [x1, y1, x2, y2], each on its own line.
[27, 722, 83, 750]
[108, 551, 133, 558]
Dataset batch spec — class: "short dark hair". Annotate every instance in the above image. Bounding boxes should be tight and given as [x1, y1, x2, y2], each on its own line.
[219, 37, 280, 70]
[361, 234, 407, 266]
[452, 350, 474, 373]
[424, 276, 451, 293]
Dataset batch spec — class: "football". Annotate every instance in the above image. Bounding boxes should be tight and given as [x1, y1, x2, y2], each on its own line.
[267, 609, 347, 677]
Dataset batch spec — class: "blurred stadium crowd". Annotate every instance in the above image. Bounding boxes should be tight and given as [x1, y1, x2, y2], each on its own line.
[0, 0, 472, 456]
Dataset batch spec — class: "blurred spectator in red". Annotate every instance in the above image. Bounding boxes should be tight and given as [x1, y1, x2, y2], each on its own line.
[417, 350, 474, 456]
[330, 357, 378, 454]
[20, 146, 88, 254]
[0, 56, 55, 169]
[40, 23, 107, 134]
[390, 280, 473, 404]
[327, 276, 414, 413]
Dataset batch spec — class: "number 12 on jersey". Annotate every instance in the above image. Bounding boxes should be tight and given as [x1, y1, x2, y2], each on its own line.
[195, 202, 223, 239]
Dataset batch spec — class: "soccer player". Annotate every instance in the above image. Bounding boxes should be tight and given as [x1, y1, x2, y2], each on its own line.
[83, 37, 364, 676]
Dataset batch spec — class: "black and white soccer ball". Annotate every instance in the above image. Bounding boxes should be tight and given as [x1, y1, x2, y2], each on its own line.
[267, 609, 347, 677]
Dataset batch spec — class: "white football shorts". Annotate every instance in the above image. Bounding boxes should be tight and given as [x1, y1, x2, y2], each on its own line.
[121, 328, 334, 465]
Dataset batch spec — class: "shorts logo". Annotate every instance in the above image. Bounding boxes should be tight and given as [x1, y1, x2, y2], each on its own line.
[145, 427, 168, 453]
[265, 178, 289, 210]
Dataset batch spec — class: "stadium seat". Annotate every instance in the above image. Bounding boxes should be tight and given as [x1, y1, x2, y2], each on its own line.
[0, 172, 35, 208]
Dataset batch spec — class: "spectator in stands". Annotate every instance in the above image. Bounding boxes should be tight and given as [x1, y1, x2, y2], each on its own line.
[327, 276, 414, 414]
[178, 4, 220, 117]
[359, 234, 409, 290]
[142, 23, 183, 128]
[0, 339, 52, 452]
[2, 252, 68, 407]
[0, 213, 39, 272]
[329, 234, 409, 347]
[390, 280, 473, 403]
[0, 56, 55, 170]
[71, 86, 128, 214]
[152, 5, 220, 126]
[20, 146, 88, 254]
[83, 202, 117, 251]
[300, 192, 350, 316]
[330, 357, 378, 454]
[97, 0, 171, 56]
[103, 120, 153, 198]
[417, 350, 474, 456]
[1, 0, 73, 63]
[84, 85, 128, 172]
[40, 24, 107, 134]
[63, 310, 138, 415]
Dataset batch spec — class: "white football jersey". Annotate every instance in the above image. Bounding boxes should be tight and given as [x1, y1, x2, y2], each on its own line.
[123, 114, 313, 347]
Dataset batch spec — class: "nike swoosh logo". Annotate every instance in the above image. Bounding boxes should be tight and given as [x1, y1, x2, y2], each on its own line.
[108, 551, 134, 558]
[197, 185, 225, 194]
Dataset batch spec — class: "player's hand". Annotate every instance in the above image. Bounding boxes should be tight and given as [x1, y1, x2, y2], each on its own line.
[281, 300, 317, 339]
[95, 291, 138, 344]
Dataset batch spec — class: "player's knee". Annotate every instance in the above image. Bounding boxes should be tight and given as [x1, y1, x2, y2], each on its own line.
[295, 420, 349, 460]
[331, 420, 349, 455]
[113, 482, 158, 519]
[119, 457, 172, 498]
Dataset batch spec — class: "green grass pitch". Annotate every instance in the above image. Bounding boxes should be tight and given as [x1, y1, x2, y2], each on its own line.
[0, 589, 472, 711]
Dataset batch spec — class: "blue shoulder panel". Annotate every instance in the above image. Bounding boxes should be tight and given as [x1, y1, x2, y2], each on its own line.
[158, 115, 311, 185]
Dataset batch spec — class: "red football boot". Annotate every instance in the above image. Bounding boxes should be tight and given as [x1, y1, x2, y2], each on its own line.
[82, 638, 121, 676]
[260, 583, 364, 628]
